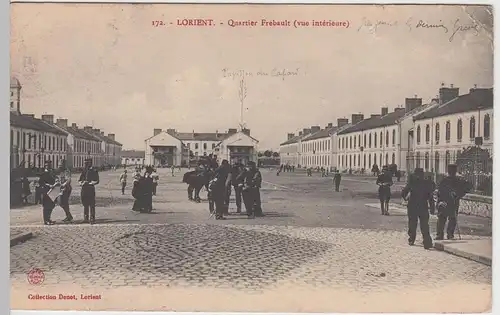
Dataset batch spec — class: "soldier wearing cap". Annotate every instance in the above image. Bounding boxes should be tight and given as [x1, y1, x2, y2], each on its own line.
[241, 161, 263, 218]
[435, 164, 471, 240]
[211, 159, 230, 219]
[401, 168, 434, 249]
[333, 170, 342, 192]
[226, 162, 244, 213]
[38, 160, 57, 225]
[78, 158, 100, 224]
[376, 165, 393, 215]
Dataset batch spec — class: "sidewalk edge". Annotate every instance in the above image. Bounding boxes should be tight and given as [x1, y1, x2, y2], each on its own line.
[10, 232, 34, 247]
[433, 242, 491, 266]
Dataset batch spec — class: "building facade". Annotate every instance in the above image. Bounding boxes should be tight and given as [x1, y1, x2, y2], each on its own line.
[214, 130, 259, 165]
[121, 150, 146, 166]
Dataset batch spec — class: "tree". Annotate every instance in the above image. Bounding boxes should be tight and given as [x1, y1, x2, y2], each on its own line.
[272, 152, 280, 158]
[264, 150, 273, 158]
[257, 152, 264, 157]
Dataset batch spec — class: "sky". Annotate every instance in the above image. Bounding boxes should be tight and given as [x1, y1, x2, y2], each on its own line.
[10, 4, 493, 151]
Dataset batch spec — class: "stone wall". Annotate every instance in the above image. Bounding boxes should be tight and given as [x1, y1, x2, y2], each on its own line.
[459, 194, 492, 218]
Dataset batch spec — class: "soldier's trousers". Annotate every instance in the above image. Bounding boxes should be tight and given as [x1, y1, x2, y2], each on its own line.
[436, 207, 458, 239]
[242, 188, 262, 216]
[41, 194, 55, 223]
[81, 187, 96, 220]
[334, 181, 340, 192]
[121, 182, 126, 194]
[213, 190, 225, 218]
[227, 185, 242, 211]
[407, 208, 432, 247]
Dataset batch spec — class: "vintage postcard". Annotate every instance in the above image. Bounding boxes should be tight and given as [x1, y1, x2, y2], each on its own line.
[9, 1, 493, 312]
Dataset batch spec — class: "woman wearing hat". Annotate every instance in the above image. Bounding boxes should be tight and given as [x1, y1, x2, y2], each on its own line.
[38, 160, 57, 225]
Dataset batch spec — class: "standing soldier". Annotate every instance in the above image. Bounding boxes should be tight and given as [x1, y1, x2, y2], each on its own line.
[333, 170, 342, 192]
[376, 166, 393, 215]
[56, 159, 73, 223]
[78, 158, 100, 224]
[231, 163, 244, 213]
[241, 161, 263, 218]
[212, 160, 230, 220]
[401, 168, 434, 249]
[435, 164, 471, 240]
[171, 165, 175, 177]
[151, 168, 159, 196]
[38, 160, 57, 225]
[119, 169, 127, 195]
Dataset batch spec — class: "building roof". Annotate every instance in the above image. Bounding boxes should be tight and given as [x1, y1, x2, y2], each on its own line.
[174, 132, 229, 142]
[61, 127, 97, 141]
[10, 76, 21, 88]
[10, 113, 67, 136]
[338, 110, 408, 135]
[121, 150, 145, 158]
[413, 88, 493, 121]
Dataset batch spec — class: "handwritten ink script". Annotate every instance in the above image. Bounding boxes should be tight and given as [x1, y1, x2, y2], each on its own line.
[358, 17, 482, 42]
[222, 68, 302, 80]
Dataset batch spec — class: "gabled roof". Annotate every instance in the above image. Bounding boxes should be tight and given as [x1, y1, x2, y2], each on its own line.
[10, 113, 67, 136]
[121, 150, 145, 158]
[413, 88, 493, 121]
[175, 132, 229, 142]
[63, 127, 98, 141]
[338, 110, 408, 135]
[280, 135, 302, 146]
[216, 130, 259, 146]
[304, 126, 338, 141]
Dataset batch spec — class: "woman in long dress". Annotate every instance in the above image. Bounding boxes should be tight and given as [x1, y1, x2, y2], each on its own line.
[131, 171, 143, 211]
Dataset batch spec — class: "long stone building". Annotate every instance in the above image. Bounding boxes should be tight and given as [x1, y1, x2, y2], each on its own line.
[9, 76, 123, 169]
[279, 84, 493, 176]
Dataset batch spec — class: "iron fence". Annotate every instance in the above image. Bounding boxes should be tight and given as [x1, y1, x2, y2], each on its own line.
[406, 148, 492, 196]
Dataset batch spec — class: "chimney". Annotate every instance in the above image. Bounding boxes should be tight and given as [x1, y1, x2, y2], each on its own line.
[287, 133, 295, 140]
[71, 123, 78, 128]
[469, 84, 480, 93]
[439, 85, 459, 105]
[94, 128, 100, 133]
[83, 126, 93, 132]
[299, 131, 303, 136]
[337, 118, 349, 127]
[351, 114, 364, 125]
[310, 125, 321, 133]
[327, 122, 333, 128]
[242, 128, 251, 136]
[153, 128, 162, 136]
[228, 128, 237, 135]
[371, 114, 381, 119]
[405, 97, 423, 112]
[302, 128, 311, 135]
[166, 128, 176, 135]
[41, 114, 54, 124]
[56, 118, 68, 128]
[107, 133, 115, 141]
[381, 107, 389, 116]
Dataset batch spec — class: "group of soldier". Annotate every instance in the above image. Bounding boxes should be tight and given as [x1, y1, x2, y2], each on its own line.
[375, 164, 471, 250]
[184, 155, 263, 220]
[36, 158, 100, 225]
[119, 166, 160, 213]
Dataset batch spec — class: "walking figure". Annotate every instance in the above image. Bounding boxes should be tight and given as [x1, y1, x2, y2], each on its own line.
[401, 168, 434, 249]
[78, 158, 100, 224]
[333, 170, 342, 192]
[119, 170, 127, 195]
[376, 166, 393, 215]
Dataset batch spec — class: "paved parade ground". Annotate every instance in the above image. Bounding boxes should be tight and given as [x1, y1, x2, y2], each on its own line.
[10, 167, 492, 312]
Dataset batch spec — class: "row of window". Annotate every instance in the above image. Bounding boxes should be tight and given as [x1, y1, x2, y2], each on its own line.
[301, 155, 331, 167]
[186, 143, 217, 150]
[338, 152, 397, 169]
[301, 139, 331, 153]
[10, 130, 67, 152]
[74, 139, 101, 154]
[416, 115, 491, 144]
[339, 129, 397, 151]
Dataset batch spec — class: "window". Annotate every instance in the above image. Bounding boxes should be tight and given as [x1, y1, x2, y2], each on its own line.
[349, 137, 352, 149]
[386, 131, 389, 146]
[435, 123, 440, 144]
[212, 143, 215, 149]
[380, 132, 383, 147]
[425, 124, 430, 143]
[358, 135, 361, 148]
[374, 154, 377, 166]
[424, 152, 429, 171]
[368, 154, 372, 168]
[391, 153, 395, 164]
[10, 101, 14, 109]
[195, 143, 199, 149]
[484, 114, 491, 139]
[470, 116, 476, 139]
[364, 134, 366, 147]
[363, 154, 366, 168]
[385, 153, 388, 165]
[203, 143, 207, 150]
[374, 133, 377, 147]
[445, 150, 450, 168]
[368, 134, 372, 148]
[358, 154, 361, 166]
[457, 119, 463, 141]
[10, 130, 13, 148]
[416, 152, 421, 168]
[416, 125, 421, 144]
[445, 121, 451, 142]
[187, 143, 190, 149]
[434, 152, 440, 174]
[354, 136, 356, 148]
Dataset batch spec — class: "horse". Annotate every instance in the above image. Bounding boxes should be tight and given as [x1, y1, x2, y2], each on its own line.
[183, 169, 213, 202]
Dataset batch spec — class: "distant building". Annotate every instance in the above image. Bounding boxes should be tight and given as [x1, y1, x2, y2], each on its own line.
[121, 150, 145, 166]
[144, 128, 258, 166]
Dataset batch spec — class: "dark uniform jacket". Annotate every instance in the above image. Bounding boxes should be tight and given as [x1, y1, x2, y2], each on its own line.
[79, 167, 100, 189]
[213, 164, 230, 191]
[242, 169, 262, 191]
[401, 175, 435, 211]
[230, 166, 243, 185]
[334, 173, 342, 183]
[437, 176, 471, 211]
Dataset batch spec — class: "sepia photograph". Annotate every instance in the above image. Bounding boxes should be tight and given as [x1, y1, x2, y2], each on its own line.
[9, 2, 493, 312]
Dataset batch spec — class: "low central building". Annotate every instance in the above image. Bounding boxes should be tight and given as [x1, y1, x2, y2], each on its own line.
[144, 128, 259, 166]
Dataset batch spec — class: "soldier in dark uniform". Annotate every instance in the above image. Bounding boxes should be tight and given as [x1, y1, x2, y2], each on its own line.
[333, 170, 342, 192]
[78, 158, 100, 224]
[435, 164, 471, 240]
[38, 160, 57, 225]
[228, 163, 244, 213]
[376, 166, 393, 215]
[212, 159, 230, 220]
[241, 161, 263, 218]
[141, 166, 154, 213]
[401, 168, 434, 249]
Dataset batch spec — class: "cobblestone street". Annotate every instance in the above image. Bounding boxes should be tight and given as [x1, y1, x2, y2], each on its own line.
[10, 168, 492, 312]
